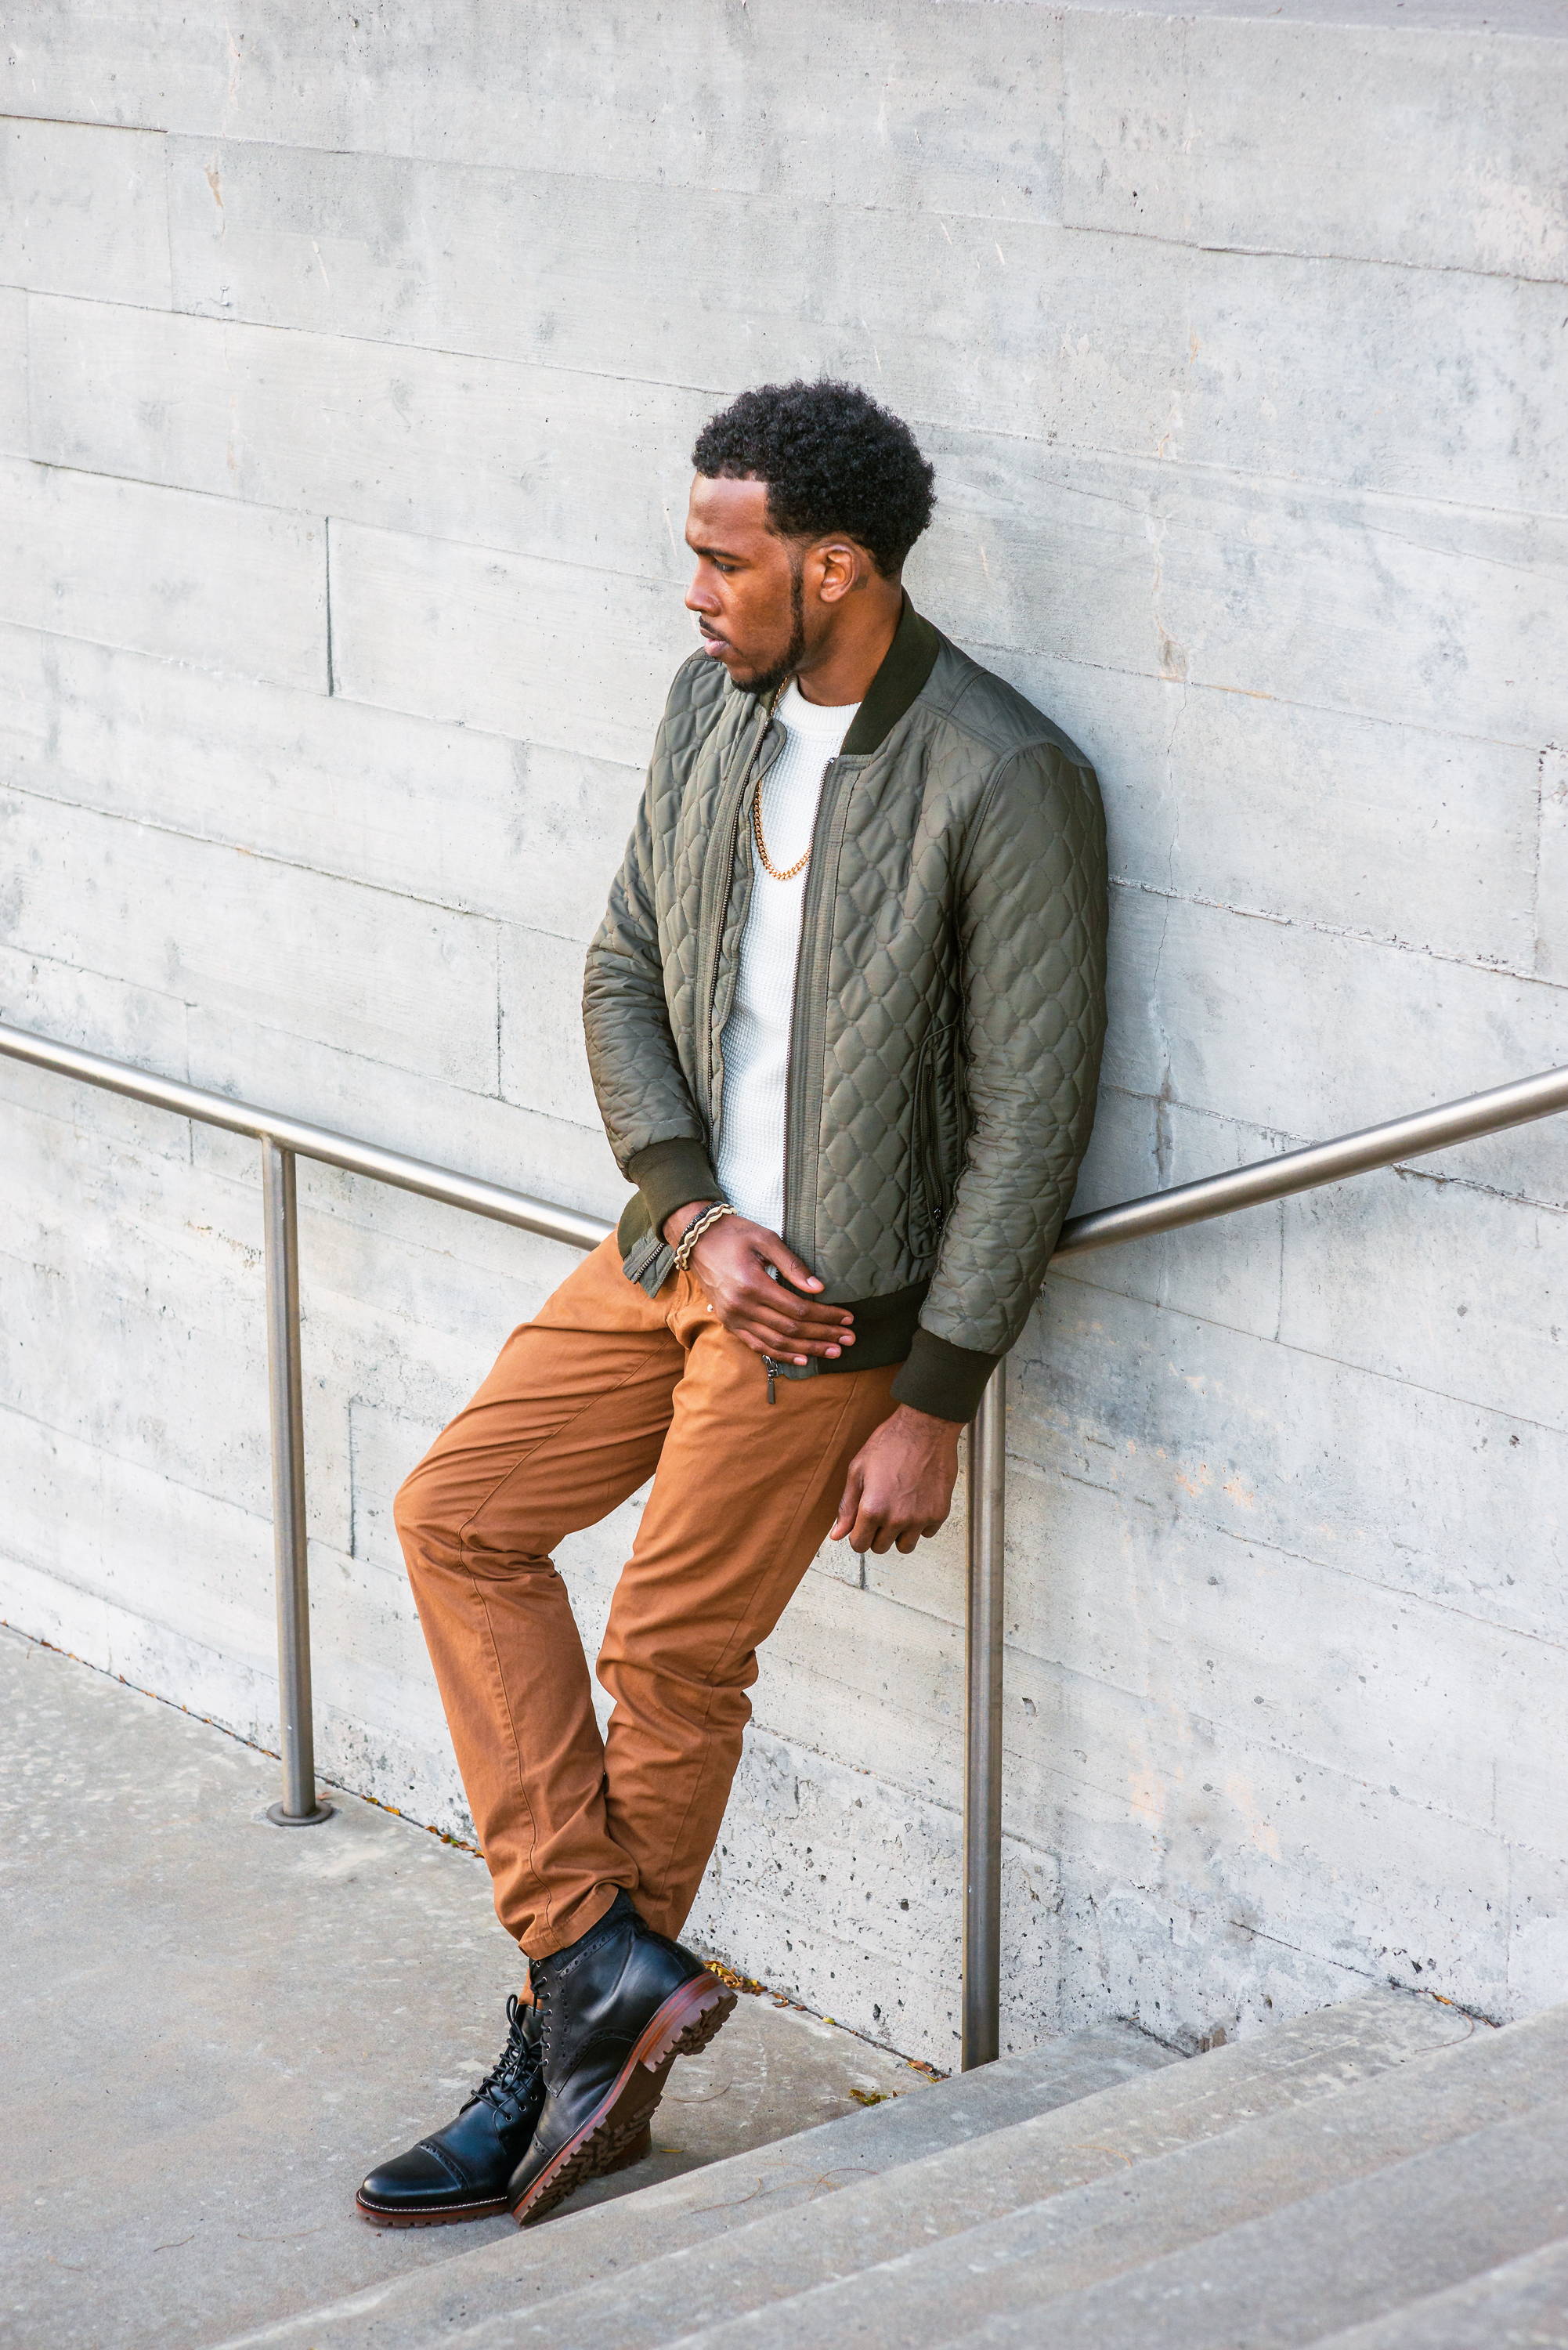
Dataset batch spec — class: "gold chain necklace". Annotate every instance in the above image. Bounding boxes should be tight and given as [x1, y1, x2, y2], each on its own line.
[752, 784, 811, 882]
[753, 677, 813, 882]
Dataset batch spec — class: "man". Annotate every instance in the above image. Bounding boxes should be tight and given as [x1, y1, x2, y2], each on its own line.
[357, 381, 1107, 2229]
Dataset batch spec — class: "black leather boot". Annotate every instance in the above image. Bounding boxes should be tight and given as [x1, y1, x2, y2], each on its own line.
[507, 1893, 735, 2225]
[356, 1993, 651, 2227]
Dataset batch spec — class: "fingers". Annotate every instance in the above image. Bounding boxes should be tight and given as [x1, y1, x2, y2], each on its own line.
[827, 1412, 959, 1556]
[690, 1224, 851, 1335]
[729, 1322, 840, 1365]
[756, 1287, 855, 1343]
[897, 1520, 947, 1551]
[727, 1307, 848, 1361]
[750, 1234, 855, 1334]
[844, 1499, 894, 1554]
[760, 1235, 830, 1295]
[720, 1282, 854, 1356]
[842, 1506, 948, 1555]
[750, 1303, 854, 1348]
[721, 1260, 852, 1332]
[829, 1465, 863, 1543]
[691, 1224, 855, 1348]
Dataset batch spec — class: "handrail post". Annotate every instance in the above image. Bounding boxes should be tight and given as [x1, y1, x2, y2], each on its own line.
[261, 1137, 332, 1826]
[11, 1025, 1568, 2034]
[962, 1358, 1006, 2068]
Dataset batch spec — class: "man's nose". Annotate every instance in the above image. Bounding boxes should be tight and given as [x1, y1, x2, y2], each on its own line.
[685, 570, 718, 614]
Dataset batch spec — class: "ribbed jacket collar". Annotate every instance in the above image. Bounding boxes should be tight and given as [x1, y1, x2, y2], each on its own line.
[838, 594, 941, 757]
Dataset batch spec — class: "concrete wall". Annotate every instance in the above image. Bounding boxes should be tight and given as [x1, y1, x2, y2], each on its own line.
[3, 0, 1566, 2068]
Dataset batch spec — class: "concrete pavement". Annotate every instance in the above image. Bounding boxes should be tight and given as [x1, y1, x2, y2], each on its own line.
[0, 1625, 932, 2350]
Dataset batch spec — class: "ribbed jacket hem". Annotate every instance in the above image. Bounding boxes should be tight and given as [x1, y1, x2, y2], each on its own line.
[890, 1328, 999, 1424]
[626, 1137, 722, 1242]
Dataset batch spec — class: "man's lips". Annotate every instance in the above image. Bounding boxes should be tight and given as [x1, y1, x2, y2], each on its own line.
[699, 629, 732, 659]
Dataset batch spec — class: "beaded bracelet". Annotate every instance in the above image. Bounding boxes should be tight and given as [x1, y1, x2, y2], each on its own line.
[672, 1199, 735, 1271]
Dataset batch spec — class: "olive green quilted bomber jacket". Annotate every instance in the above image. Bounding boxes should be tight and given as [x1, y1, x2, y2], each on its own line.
[582, 600, 1107, 1423]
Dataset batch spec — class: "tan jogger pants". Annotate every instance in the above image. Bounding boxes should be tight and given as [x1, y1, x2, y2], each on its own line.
[394, 1236, 898, 1961]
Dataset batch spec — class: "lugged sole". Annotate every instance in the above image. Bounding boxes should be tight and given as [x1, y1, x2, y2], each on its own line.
[509, 1974, 735, 2226]
[357, 2120, 653, 2227]
[356, 2191, 508, 2230]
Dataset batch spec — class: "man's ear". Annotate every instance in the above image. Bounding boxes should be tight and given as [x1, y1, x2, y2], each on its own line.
[811, 537, 868, 605]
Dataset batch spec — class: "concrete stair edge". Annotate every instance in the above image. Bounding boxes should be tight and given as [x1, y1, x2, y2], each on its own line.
[1298, 2234, 1568, 2349]
[403, 1987, 1476, 2350]
[934, 2081, 1568, 2350]
[197, 2020, 1172, 2350]
[627, 1989, 1522, 2350]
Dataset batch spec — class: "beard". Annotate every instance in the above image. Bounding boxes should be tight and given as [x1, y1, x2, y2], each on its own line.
[733, 559, 806, 700]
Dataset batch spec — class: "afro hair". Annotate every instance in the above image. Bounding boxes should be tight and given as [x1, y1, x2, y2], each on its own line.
[692, 379, 935, 577]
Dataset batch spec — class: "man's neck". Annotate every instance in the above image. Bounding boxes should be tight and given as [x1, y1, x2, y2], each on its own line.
[793, 588, 903, 708]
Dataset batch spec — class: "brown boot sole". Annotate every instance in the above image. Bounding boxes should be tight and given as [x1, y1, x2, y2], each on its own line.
[356, 2121, 652, 2228]
[510, 1973, 735, 2226]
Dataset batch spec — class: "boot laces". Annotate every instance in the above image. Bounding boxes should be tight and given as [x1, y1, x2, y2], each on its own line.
[467, 1993, 540, 2113]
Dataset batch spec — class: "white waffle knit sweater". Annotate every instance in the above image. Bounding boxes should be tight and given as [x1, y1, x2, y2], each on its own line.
[715, 681, 860, 1235]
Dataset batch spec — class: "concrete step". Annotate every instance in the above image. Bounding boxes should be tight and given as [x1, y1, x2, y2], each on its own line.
[203, 2019, 1172, 2350]
[1302, 2236, 1568, 2348]
[664, 2000, 1568, 2350]
[933, 2080, 1568, 2349]
[354, 1987, 1468, 2350]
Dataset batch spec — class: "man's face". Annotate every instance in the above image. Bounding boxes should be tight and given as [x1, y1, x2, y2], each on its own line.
[684, 474, 806, 696]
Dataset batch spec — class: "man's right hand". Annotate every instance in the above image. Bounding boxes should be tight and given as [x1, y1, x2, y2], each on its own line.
[662, 1202, 855, 1364]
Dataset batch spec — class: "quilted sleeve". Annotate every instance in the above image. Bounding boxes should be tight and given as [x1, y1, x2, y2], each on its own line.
[582, 703, 720, 1234]
[891, 739, 1108, 1421]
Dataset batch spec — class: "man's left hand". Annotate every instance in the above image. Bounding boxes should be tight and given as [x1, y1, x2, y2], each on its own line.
[829, 1404, 960, 1556]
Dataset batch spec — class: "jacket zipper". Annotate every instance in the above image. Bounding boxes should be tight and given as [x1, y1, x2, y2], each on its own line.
[909, 1026, 935, 1240]
[770, 746, 847, 1405]
[701, 703, 781, 1132]
[780, 754, 843, 1247]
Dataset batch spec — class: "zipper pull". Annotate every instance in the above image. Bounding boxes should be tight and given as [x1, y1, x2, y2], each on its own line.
[764, 1357, 780, 1405]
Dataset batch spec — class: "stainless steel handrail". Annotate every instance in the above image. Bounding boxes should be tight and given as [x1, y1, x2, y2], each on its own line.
[0, 1023, 610, 1250]
[0, 1018, 609, 1842]
[1053, 1063, 1568, 1256]
[5, 1020, 1567, 2070]
[958, 1061, 1568, 2069]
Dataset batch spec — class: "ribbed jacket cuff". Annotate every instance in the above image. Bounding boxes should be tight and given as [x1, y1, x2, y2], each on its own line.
[627, 1137, 723, 1239]
[891, 1329, 1000, 1425]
